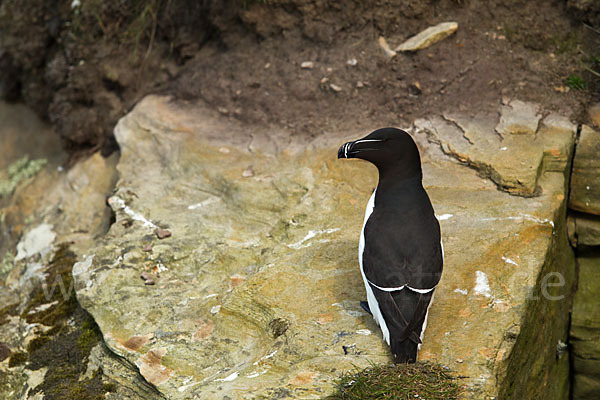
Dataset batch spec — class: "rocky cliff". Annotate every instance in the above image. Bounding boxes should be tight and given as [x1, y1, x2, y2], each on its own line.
[0, 96, 585, 399]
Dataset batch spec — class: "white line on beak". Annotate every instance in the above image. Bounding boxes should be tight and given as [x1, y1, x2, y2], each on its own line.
[354, 139, 383, 144]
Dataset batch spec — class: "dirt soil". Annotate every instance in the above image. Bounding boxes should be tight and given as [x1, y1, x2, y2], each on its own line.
[0, 0, 599, 158]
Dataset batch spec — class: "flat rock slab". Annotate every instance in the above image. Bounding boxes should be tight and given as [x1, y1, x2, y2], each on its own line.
[415, 102, 574, 196]
[74, 95, 575, 399]
[395, 22, 458, 52]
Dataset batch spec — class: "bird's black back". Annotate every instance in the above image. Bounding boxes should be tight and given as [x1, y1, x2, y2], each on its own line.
[362, 177, 443, 290]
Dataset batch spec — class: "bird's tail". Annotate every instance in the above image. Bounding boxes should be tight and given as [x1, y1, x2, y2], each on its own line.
[388, 289, 434, 364]
[391, 337, 419, 363]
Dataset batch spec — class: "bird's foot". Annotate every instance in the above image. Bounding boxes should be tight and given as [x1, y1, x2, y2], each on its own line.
[360, 300, 372, 315]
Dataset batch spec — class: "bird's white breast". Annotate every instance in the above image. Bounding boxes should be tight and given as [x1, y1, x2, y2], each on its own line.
[358, 188, 391, 344]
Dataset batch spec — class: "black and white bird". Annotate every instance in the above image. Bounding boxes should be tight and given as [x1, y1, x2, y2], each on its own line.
[338, 127, 443, 363]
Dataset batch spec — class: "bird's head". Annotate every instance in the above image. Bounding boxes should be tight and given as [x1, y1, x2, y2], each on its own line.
[337, 128, 422, 180]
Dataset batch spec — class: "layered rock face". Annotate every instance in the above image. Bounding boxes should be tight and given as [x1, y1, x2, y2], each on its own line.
[0, 96, 581, 399]
[568, 121, 600, 399]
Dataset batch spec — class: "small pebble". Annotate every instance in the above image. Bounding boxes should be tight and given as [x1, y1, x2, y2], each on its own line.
[154, 228, 172, 239]
[143, 244, 152, 252]
[264, 62, 270, 69]
[144, 279, 155, 286]
[141, 271, 152, 281]
[356, 81, 364, 88]
[408, 81, 422, 96]
[242, 166, 255, 177]
[300, 61, 314, 69]
[330, 83, 342, 92]
[378, 36, 397, 58]
[347, 58, 357, 66]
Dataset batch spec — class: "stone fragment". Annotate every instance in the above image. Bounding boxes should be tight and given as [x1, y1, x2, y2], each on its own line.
[141, 271, 152, 281]
[570, 214, 600, 247]
[143, 243, 152, 252]
[329, 83, 342, 92]
[242, 166, 255, 177]
[496, 99, 541, 136]
[540, 113, 577, 172]
[570, 125, 600, 215]
[378, 36, 397, 58]
[300, 61, 314, 69]
[395, 22, 458, 52]
[154, 228, 171, 239]
[408, 81, 422, 96]
[346, 58, 357, 66]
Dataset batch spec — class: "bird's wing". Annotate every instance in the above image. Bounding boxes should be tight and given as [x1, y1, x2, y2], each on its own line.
[362, 209, 442, 290]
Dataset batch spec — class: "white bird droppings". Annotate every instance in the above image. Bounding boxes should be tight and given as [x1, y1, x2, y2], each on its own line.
[502, 256, 519, 266]
[108, 196, 158, 229]
[474, 271, 493, 298]
[15, 223, 56, 261]
[288, 228, 340, 249]
[215, 371, 239, 382]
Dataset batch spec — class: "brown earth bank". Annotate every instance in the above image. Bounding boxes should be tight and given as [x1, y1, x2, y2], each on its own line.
[0, 0, 599, 159]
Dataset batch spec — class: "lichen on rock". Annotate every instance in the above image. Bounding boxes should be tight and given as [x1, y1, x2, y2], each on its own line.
[0, 156, 47, 198]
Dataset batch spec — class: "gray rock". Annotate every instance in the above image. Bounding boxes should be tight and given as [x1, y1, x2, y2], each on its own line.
[495, 99, 541, 136]
[72, 95, 575, 399]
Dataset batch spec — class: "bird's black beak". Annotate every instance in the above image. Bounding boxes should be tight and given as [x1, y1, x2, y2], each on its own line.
[338, 141, 355, 159]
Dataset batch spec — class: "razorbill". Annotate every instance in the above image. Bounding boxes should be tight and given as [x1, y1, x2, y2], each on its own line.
[337, 127, 443, 363]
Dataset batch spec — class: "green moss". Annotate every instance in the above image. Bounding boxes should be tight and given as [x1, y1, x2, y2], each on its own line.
[0, 156, 47, 198]
[0, 302, 18, 325]
[21, 244, 78, 326]
[77, 316, 102, 356]
[326, 362, 462, 400]
[8, 351, 28, 368]
[15, 243, 113, 399]
[26, 336, 52, 354]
